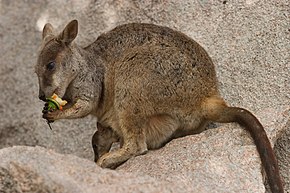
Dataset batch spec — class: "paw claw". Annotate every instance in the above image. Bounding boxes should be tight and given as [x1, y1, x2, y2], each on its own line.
[43, 111, 59, 122]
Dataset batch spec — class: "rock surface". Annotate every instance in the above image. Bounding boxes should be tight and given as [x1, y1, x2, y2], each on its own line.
[0, 0, 289, 192]
[0, 107, 289, 193]
[0, 146, 186, 193]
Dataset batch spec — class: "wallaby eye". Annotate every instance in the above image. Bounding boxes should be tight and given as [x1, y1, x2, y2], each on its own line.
[46, 61, 55, 70]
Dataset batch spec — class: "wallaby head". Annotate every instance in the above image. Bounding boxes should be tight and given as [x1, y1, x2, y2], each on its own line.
[35, 20, 81, 101]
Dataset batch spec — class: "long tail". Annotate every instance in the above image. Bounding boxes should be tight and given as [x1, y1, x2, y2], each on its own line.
[203, 97, 284, 193]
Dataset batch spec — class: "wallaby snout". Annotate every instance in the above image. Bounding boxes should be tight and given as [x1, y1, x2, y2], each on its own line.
[38, 90, 46, 101]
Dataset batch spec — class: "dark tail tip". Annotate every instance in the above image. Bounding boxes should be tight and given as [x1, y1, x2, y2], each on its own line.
[230, 107, 284, 193]
[206, 103, 284, 193]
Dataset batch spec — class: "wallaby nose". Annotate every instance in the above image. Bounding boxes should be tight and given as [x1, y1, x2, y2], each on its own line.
[39, 94, 46, 101]
[39, 91, 46, 101]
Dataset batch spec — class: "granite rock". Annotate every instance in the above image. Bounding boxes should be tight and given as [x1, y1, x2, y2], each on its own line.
[0, 0, 289, 192]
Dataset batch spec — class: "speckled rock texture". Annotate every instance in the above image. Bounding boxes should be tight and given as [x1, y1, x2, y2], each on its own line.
[0, 0, 289, 192]
[0, 146, 189, 193]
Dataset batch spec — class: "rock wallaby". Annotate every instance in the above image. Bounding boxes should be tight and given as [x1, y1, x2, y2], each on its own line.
[36, 20, 283, 193]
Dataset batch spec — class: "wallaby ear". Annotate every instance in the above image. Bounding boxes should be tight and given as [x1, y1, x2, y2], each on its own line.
[58, 20, 78, 45]
[42, 23, 54, 39]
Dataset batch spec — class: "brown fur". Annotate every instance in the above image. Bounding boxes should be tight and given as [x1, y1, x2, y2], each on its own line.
[92, 123, 120, 162]
[35, 20, 283, 193]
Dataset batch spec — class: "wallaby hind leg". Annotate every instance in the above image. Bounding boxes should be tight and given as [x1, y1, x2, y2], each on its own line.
[92, 123, 120, 162]
[202, 96, 284, 193]
[97, 113, 148, 169]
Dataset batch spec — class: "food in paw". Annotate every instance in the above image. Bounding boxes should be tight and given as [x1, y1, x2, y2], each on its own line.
[46, 93, 67, 111]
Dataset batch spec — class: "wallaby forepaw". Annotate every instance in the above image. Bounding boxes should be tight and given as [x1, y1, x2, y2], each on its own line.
[42, 110, 61, 121]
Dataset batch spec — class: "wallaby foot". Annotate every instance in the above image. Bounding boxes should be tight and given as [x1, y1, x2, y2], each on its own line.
[97, 144, 148, 168]
[97, 130, 148, 168]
